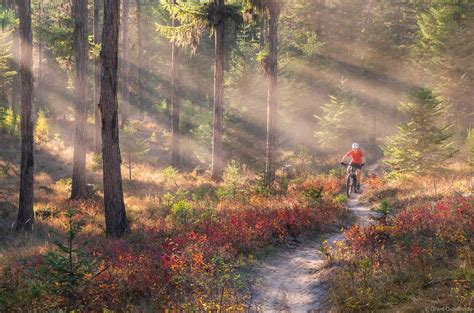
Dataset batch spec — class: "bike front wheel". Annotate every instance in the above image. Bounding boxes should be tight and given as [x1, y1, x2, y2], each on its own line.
[346, 175, 353, 198]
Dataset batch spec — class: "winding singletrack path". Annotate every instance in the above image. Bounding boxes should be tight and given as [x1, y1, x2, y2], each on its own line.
[249, 191, 373, 312]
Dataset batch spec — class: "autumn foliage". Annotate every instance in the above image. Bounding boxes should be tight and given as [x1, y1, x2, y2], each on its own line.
[329, 196, 473, 311]
[0, 174, 346, 310]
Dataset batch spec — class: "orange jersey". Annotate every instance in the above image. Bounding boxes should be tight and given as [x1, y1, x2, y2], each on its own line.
[346, 149, 364, 164]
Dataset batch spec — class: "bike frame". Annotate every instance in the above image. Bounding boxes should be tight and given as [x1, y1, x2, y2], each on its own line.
[342, 163, 359, 198]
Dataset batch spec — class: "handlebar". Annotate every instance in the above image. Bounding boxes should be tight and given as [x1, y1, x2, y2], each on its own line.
[340, 162, 365, 167]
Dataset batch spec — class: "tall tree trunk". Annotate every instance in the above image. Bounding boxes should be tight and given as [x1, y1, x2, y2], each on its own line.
[99, 0, 129, 237]
[265, 2, 280, 185]
[136, 0, 143, 120]
[36, 0, 43, 110]
[11, 0, 19, 115]
[259, 13, 265, 51]
[16, 0, 34, 232]
[71, 0, 89, 199]
[94, 0, 102, 153]
[211, 0, 225, 181]
[121, 0, 130, 127]
[171, 0, 180, 168]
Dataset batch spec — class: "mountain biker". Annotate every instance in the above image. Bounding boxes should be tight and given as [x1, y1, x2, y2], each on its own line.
[340, 143, 365, 191]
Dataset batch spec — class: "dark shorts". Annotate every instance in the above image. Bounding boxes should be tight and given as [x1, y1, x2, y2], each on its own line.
[350, 163, 363, 170]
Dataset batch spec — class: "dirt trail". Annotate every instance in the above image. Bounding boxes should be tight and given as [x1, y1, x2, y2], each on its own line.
[249, 192, 373, 312]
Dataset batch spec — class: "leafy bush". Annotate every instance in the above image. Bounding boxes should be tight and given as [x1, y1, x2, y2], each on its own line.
[0, 107, 19, 135]
[34, 110, 49, 143]
[192, 184, 214, 201]
[55, 178, 72, 192]
[330, 197, 473, 311]
[328, 166, 346, 178]
[169, 200, 195, 228]
[333, 194, 348, 205]
[2, 173, 346, 311]
[302, 186, 323, 206]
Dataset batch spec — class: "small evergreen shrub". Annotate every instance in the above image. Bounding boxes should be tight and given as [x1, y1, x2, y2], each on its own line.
[32, 209, 101, 309]
[120, 122, 150, 180]
[374, 198, 393, 224]
[90, 152, 102, 172]
[163, 166, 179, 184]
[161, 189, 189, 216]
[253, 170, 275, 197]
[303, 186, 323, 206]
[216, 160, 245, 200]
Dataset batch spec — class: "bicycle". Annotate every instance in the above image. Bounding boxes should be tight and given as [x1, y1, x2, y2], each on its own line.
[341, 162, 363, 198]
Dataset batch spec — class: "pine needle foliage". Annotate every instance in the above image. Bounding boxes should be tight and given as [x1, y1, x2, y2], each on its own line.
[33, 209, 102, 309]
[157, 1, 242, 53]
[0, 107, 19, 135]
[0, 7, 16, 101]
[314, 79, 362, 150]
[120, 122, 150, 181]
[383, 88, 457, 178]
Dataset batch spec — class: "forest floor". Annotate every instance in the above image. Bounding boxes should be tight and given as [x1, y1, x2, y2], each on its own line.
[248, 188, 374, 312]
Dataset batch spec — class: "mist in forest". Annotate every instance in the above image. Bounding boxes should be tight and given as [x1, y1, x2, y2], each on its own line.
[2, 0, 472, 173]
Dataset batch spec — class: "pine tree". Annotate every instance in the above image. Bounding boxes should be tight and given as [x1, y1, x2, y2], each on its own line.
[0, 6, 16, 108]
[16, 0, 35, 232]
[413, 2, 474, 136]
[264, 0, 280, 186]
[211, 0, 225, 181]
[121, 0, 130, 127]
[314, 80, 361, 151]
[170, 0, 181, 168]
[157, 1, 242, 179]
[136, 0, 143, 121]
[120, 122, 149, 181]
[71, 0, 89, 200]
[383, 88, 457, 177]
[93, 0, 102, 153]
[99, 0, 129, 237]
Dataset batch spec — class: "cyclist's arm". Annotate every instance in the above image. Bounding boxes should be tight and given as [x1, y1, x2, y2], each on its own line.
[340, 152, 350, 163]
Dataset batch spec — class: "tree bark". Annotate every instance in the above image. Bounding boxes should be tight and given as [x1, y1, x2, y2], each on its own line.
[94, 0, 102, 153]
[71, 0, 89, 200]
[171, 0, 180, 168]
[16, 0, 34, 232]
[99, 0, 129, 237]
[211, 0, 225, 181]
[36, 0, 43, 110]
[136, 0, 143, 120]
[11, 0, 19, 115]
[121, 0, 130, 128]
[265, 2, 280, 186]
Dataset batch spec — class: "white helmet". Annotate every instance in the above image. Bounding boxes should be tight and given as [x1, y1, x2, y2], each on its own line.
[352, 142, 360, 149]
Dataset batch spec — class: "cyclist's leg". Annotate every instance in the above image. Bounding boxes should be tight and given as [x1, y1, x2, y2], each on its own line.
[356, 168, 362, 186]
